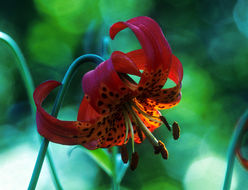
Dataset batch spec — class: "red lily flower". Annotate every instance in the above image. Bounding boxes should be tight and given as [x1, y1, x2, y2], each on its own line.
[34, 16, 183, 168]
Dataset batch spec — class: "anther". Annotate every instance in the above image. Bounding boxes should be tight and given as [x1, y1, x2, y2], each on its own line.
[160, 116, 171, 131]
[120, 144, 129, 164]
[158, 141, 168, 160]
[130, 152, 139, 171]
[172, 121, 180, 140]
[153, 145, 162, 154]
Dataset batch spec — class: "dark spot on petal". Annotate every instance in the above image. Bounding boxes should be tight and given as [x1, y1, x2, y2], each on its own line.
[109, 92, 114, 96]
[102, 93, 107, 98]
[98, 101, 104, 106]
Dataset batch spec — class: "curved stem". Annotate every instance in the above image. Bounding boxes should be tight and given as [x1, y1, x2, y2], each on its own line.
[28, 54, 104, 190]
[223, 110, 248, 190]
[111, 146, 120, 190]
[0, 31, 63, 190]
[101, 37, 111, 60]
[0, 32, 35, 113]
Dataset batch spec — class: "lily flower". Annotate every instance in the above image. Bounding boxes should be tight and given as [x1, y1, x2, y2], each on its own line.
[33, 16, 183, 170]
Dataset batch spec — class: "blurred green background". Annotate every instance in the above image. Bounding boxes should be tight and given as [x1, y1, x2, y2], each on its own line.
[0, 0, 248, 189]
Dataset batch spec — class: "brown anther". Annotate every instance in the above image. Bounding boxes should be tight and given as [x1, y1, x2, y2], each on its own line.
[172, 121, 180, 140]
[160, 116, 171, 131]
[120, 144, 129, 164]
[153, 145, 162, 154]
[130, 152, 139, 171]
[158, 140, 168, 160]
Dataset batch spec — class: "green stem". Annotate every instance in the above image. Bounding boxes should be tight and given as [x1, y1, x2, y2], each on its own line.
[0, 32, 35, 113]
[0, 31, 62, 190]
[223, 110, 248, 190]
[28, 54, 104, 190]
[101, 37, 111, 60]
[101, 36, 120, 189]
[111, 146, 120, 190]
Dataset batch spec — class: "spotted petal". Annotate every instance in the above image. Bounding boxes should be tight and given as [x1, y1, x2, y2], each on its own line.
[110, 16, 172, 89]
[34, 80, 83, 144]
[34, 80, 105, 149]
[141, 55, 183, 110]
[131, 101, 162, 144]
[81, 51, 139, 116]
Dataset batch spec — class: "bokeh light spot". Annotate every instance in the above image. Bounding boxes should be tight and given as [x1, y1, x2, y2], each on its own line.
[234, 0, 248, 38]
[184, 155, 237, 190]
[27, 22, 73, 66]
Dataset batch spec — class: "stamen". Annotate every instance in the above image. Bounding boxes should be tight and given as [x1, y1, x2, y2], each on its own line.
[130, 152, 139, 171]
[153, 140, 169, 159]
[154, 145, 162, 154]
[123, 110, 135, 153]
[131, 102, 163, 124]
[160, 116, 171, 131]
[120, 145, 129, 163]
[158, 141, 168, 160]
[125, 104, 159, 147]
[172, 121, 180, 140]
[124, 116, 129, 143]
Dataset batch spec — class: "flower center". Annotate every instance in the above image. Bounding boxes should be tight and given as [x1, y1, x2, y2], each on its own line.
[120, 100, 180, 170]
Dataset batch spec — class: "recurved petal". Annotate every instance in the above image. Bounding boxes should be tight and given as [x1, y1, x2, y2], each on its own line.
[79, 111, 129, 149]
[146, 92, 182, 110]
[77, 97, 101, 123]
[143, 54, 183, 110]
[168, 54, 183, 84]
[112, 51, 142, 77]
[110, 16, 172, 87]
[126, 49, 146, 70]
[33, 80, 98, 146]
[82, 52, 137, 115]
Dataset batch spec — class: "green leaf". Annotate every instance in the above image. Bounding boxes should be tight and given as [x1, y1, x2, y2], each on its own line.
[80, 147, 113, 177]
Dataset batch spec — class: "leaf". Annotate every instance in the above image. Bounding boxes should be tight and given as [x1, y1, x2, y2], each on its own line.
[80, 147, 113, 177]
